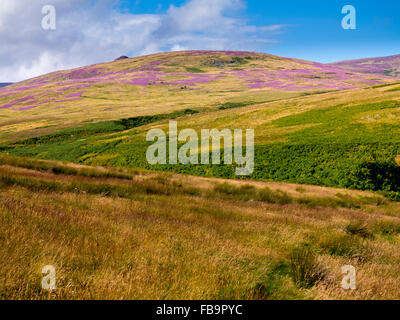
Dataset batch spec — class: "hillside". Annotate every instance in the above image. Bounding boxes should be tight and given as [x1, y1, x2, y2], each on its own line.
[1, 155, 400, 299]
[1, 51, 400, 300]
[0, 51, 396, 142]
[330, 54, 400, 77]
[1, 51, 400, 195]
[3, 79, 400, 197]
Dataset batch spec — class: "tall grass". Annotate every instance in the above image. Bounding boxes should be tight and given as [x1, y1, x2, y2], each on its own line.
[289, 246, 325, 288]
[0, 160, 400, 299]
[0, 168, 200, 199]
[211, 183, 382, 208]
[0, 154, 133, 180]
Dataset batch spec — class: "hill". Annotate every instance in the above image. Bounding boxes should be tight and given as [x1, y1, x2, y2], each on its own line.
[4, 78, 400, 198]
[0, 51, 395, 142]
[330, 54, 400, 77]
[1, 51, 400, 300]
[1, 51, 400, 196]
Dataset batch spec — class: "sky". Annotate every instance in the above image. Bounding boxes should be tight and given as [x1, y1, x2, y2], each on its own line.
[0, 0, 399, 82]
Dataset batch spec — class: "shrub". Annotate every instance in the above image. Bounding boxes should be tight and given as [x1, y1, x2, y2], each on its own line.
[348, 158, 400, 192]
[381, 191, 400, 202]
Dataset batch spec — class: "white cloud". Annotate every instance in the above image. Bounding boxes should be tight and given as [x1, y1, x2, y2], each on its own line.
[171, 44, 188, 52]
[0, 0, 287, 82]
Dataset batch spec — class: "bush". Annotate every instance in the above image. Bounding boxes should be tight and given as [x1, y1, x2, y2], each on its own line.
[348, 158, 400, 192]
[381, 191, 400, 202]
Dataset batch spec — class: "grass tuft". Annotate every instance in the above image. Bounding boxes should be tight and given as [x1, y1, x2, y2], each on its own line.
[318, 233, 368, 261]
[345, 221, 373, 239]
[289, 246, 325, 288]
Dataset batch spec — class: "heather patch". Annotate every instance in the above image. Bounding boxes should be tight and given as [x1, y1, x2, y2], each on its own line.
[0, 51, 392, 115]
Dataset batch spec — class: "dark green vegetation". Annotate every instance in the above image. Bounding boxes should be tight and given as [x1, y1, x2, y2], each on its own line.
[2, 100, 400, 199]
[17, 108, 199, 146]
[185, 67, 206, 73]
[383, 69, 400, 77]
[0, 154, 383, 210]
[218, 101, 255, 110]
[256, 100, 400, 194]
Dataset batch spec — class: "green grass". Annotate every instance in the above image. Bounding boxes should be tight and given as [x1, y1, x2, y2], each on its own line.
[386, 86, 400, 92]
[0, 154, 134, 180]
[317, 233, 369, 260]
[211, 182, 383, 208]
[19, 108, 199, 146]
[3, 98, 400, 197]
[2, 50, 400, 300]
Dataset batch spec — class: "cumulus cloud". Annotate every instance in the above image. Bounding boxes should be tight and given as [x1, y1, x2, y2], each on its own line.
[0, 0, 286, 82]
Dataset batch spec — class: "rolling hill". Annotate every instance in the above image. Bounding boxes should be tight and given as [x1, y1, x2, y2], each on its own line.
[1, 51, 400, 300]
[0, 51, 396, 142]
[1, 51, 399, 197]
[330, 54, 400, 77]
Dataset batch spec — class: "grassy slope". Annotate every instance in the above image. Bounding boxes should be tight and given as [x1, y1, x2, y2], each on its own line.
[5, 81, 400, 195]
[0, 51, 395, 142]
[1, 156, 400, 300]
[1, 52, 400, 300]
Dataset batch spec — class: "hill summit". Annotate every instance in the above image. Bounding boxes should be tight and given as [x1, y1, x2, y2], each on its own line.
[0, 50, 397, 141]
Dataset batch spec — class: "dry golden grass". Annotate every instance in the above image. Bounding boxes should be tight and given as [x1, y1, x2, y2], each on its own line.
[0, 157, 400, 300]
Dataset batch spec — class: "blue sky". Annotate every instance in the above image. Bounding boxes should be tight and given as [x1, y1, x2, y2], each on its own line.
[0, 0, 399, 81]
[120, 0, 400, 63]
